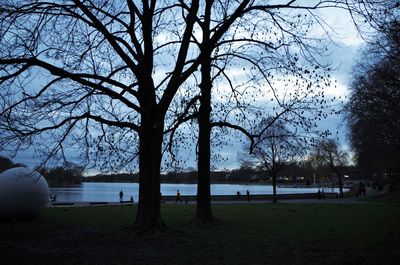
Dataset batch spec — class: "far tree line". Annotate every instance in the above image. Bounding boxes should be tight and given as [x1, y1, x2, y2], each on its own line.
[0, 157, 82, 186]
[0, 153, 360, 187]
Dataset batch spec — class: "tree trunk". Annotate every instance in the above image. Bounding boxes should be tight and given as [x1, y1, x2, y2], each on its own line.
[196, 107, 213, 222]
[196, 64, 214, 222]
[196, 2, 214, 224]
[272, 173, 278, 203]
[196, 78, 214, 222]
[134, 113, 166, 234]
[332, 166, 344, 198]
[338, 173, 344, 197]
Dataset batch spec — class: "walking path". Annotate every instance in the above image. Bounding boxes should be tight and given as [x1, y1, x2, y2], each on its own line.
[48, 194, 380, 207]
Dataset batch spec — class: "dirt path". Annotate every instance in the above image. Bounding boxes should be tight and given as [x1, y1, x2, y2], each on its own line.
[49, 192, 380, 207]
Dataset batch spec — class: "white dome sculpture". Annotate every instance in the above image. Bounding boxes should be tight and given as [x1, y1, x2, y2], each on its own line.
[0, 167, 49, 219]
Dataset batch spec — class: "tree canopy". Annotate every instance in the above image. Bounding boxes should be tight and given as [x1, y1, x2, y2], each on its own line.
[245, 118, 305, 201]
[347, 19, 400, 180]
[0, 156, 21, 173]
[312, 138, 349, 196]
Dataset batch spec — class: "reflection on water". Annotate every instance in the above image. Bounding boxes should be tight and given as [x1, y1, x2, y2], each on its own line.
[50, 182, 345, 202]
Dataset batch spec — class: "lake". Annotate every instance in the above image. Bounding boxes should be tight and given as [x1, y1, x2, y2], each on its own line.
[50, 182, 343, 202]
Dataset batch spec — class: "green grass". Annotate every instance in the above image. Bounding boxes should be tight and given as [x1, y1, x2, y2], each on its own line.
[364, 185, 400, 203]
[1, 202, 400, 265]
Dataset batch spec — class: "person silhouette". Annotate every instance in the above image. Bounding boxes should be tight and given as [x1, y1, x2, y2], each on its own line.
[246, 190, 250, 202]
[175, 190, 182, 203]
[236, 191, 241, 200]
[119, 190, 124, 203]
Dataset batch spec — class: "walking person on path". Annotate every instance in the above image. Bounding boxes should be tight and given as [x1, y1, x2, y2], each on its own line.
[119, 190, 124, 203]
[246, 190, 250, 202]
[175, 190, 182, 203]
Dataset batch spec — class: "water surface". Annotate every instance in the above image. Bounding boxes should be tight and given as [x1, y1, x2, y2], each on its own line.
[50, 182, 343, 202]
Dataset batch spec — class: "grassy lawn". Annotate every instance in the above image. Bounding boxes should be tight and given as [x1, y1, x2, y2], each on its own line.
[364, 185, 400, 204]
[1, 201, 399, 265]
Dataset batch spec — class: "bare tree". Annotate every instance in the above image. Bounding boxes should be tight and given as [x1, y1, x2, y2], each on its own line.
[245, 118, 305, 202]
[0, 0, 204, 233]
[312, 139, 349, 197]
[174, 0, 355, 221]
[163, 0, 385, 222]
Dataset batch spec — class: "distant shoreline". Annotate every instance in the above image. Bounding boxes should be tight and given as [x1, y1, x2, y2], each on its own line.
[50, 180, 320, 188]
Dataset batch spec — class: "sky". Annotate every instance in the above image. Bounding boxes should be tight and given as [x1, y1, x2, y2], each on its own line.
[0, 3, 366, 172]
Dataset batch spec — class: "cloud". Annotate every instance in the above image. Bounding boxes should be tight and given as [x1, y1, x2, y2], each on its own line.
[325, 43, 363, 86]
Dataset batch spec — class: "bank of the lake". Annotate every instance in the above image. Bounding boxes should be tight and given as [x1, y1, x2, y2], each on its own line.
[50, 182, 346, 203]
